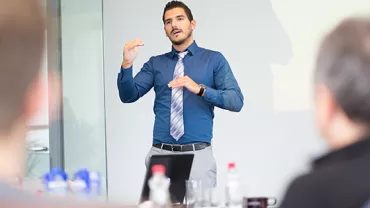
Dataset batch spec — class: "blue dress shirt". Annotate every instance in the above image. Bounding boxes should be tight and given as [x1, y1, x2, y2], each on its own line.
[117, 41, 244, 145]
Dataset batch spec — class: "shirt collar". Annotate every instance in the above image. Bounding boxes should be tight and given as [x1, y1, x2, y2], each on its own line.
[170, 40, 199, 58]
[313, 136, 370, 169]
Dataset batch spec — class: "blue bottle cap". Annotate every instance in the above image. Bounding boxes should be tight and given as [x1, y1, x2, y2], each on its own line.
[49, 168, 68, 181]
[42, 168, 68, 192]
[73, 168, 90, 189]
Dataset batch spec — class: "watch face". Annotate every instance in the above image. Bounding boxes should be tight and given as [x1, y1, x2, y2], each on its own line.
[198, 84, 205, 96]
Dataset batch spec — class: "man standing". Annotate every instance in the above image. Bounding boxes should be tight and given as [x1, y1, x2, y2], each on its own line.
[279, 17, 370, 208]
[117, 0, 243, 188]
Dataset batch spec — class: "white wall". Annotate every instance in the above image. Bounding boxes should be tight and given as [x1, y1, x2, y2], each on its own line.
[103, 0, 370, 204]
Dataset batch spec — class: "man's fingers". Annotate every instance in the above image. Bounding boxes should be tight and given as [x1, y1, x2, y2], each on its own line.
[168, 79, 187, 88]
[126, 43, 144, 50]
[135, 38, 145, 46]
[170, 83, 186, 88]
[125, 39, 145, 50]
[168, 77, 183, 86]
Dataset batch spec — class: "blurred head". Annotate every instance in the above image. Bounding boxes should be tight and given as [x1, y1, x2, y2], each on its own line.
[162, 1, 196, 46]
[314, 17, 370, 149]
[0, 0, 49, 136]
[0, 0, 57, 178]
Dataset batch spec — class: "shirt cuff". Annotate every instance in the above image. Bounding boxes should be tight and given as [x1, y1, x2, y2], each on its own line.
[118, 66, 133, 82]
[203, 86, 218, 103]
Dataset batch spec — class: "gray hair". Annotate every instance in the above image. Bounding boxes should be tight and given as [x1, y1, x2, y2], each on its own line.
[314, 17, 370, 124]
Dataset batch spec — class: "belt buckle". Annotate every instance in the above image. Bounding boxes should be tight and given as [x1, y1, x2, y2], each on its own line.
[171, 145, 182, 151]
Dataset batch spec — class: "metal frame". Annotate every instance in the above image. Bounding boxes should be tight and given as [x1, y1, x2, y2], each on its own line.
[46, 0, 64, 170]
[101, 0, 109, 197]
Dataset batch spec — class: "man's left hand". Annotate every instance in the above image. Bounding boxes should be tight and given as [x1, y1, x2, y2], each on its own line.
[168, 76, 201, 95]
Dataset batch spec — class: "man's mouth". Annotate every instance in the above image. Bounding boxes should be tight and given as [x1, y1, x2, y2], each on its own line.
[172, 30, 181, 35]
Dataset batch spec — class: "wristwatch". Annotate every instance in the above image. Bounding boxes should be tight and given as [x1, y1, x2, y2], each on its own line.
[197, 84, 206, 96]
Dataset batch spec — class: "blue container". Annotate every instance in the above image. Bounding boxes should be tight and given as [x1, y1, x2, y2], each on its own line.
[89, 171, 101, 197]
[72, 168, 91, 197]
[42, 168, 68, 196]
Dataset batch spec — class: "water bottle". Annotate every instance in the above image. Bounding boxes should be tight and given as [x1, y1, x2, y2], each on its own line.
[148, 164, 171, 208]
[89, 171, 101, 198]
[72, 168, 90, 199]
[43, 168, 68, 196]
[225, 162, 243, 208]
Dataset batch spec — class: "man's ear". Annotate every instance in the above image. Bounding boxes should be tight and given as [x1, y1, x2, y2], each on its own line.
[23, 70, 61, 122]
[23, 72, 46, 121]
[191, 19, 196, 30]
[315, 84, 337, 133]
[164, 25, 168, 37]
[47, 70, 61, 120]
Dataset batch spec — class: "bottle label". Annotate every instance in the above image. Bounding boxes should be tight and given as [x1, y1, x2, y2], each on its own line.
[48, 181, 67, 189]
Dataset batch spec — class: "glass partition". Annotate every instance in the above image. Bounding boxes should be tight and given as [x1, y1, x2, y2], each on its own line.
[60, 0, 107, 196]
[24, 0, 107, 197]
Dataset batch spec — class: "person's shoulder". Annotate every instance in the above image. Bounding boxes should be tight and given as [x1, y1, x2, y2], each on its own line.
[284, 163, 352, 193]
[146, 52, 173, 62]
[156, 51, 172, 58]
[279, 172, 324, 208]
[198, 47, 223, 57]
[0, 183, 36, 199]
[280, 157, 370, 208]
[313, 152, 370, 183]
[284, 172, 320, 193]
[196, 47, 229, 64]
[0, 183, 135, 208]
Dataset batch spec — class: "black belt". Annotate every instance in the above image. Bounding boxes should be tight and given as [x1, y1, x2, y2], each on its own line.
[153, 142, 211, 152]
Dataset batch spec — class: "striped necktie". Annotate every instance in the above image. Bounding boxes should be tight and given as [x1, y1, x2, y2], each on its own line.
[170, 51, 188, 140]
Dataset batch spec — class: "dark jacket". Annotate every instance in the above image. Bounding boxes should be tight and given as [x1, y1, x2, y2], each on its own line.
[279, 138, 370, 208]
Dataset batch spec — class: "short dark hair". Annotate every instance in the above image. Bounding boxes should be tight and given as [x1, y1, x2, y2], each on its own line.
[0, 0, 45, 132]
[162, 0, 194, 23]
[315, 17, 370, 124]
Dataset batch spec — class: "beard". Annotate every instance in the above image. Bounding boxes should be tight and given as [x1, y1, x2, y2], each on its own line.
[170, 30, 192, 46]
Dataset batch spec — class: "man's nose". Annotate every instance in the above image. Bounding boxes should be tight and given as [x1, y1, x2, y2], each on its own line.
[171, 20, 178, 28]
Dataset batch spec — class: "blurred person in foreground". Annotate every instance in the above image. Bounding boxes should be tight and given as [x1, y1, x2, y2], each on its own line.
[0, 0, 129, 207]
[279, 17, 370, 208]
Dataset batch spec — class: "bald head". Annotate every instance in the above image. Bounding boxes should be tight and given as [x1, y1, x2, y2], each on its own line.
[0, 0, 45, 132]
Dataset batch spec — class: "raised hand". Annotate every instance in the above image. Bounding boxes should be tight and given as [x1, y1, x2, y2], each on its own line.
[122, 38, 144, 69]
